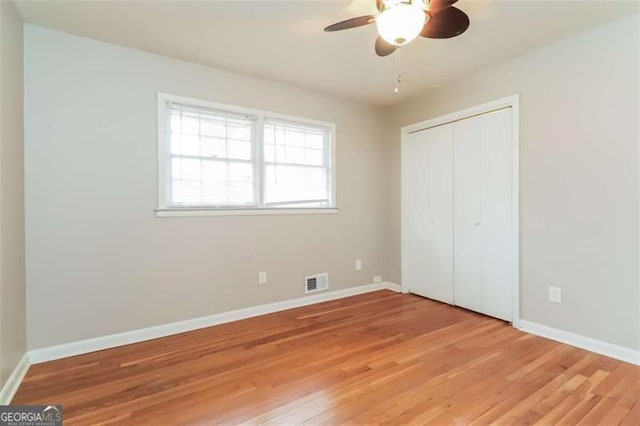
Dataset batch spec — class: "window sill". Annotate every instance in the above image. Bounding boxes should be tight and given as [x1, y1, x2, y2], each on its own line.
[155, 207, 339, 218]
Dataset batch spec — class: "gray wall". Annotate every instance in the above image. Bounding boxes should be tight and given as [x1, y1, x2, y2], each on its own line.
[0, 0, 27, 384]
[386, 14, 640, 351]
[24, 26, 393, 350]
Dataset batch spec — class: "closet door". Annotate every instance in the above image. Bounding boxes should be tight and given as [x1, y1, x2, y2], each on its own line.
[453, 108, 513, 321]
[402, 124, 453, 304]
[478, 109, 513, 321]
[453, 117, 483, 313]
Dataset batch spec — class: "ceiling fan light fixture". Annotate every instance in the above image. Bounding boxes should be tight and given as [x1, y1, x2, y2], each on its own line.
[376, 3, 427, 46]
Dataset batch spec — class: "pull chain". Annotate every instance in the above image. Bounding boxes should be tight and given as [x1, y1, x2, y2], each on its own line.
[394, 45, 402, 95]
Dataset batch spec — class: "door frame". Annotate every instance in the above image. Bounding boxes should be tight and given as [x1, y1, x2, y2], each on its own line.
[400, 94, 520, 328]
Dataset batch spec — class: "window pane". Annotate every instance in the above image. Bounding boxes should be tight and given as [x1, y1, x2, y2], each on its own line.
[172, 134, 200, 156]
[200, 161, 254, 206]
[265, 164, 328, 204]
[201, 160, 227, 182]
[264, 142, 275, 162]
[199, 182, 254, 206]
[170, 111, 182, 134]
[170, 133, 181, 155]
[285, 129, 305, 147]
[172, 179, 201, 204]
[264, 126, 274, 144]
[227, 140, 252, 160]
[167, 102, 257, 207]
[200, 137, 226, 158]
[173, 159, 255, 206]
[181, 113, 199, 135]
[171, 157, 182, 178]
[264, 121, 329, 167]
[227, 182, 254, 204]
[305, 149, 324, 166]
[228, 122, 251, 141]
[174, 157, 201, 181]
[170, 107, 253, 161]
[229, 162, 253, 182]
[286, 147, 305, 164]
[200, 117, 226, 138]
[263, 119, 332, 207]
[306, 132, 324, 150]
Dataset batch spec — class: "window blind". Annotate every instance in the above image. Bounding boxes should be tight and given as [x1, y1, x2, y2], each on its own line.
[263, 118, 332, 207]
[168, 102, 257, 207]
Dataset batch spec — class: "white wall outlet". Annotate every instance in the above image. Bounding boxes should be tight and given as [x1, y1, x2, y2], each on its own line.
[373, 275, 382, 283]
[258, 271, 267, 285]
[549, 286, 562, 304]
[355, 259, 362, 271]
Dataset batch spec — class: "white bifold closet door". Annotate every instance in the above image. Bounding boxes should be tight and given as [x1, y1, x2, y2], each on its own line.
[403, 106, 514, 322]
[453, 108, 513, 321]
[403, 124, 453, 304]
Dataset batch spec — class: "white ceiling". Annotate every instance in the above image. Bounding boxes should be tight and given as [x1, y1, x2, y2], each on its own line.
[15, 0, 639, 106]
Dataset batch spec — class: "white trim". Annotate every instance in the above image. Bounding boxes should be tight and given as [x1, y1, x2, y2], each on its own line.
[0, 353, 30, 404]
[157, 93, 169, 210]
[329, 122, 337, 208]
[29, 282, 399, 364]
[155, 207, 339, 217]
[256, 115, 265, 208]
[402, 95, 519, 134]
[400, 94, 520, 327]
[386, 282, 406, 293]
[159, 93, 335, 129]
[400, 125, 410, 296]
[510, 96, 521, 328]
[519, 320, 640, 366]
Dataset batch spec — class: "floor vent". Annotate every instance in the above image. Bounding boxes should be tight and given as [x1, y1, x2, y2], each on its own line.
[305, 273, 329, 294]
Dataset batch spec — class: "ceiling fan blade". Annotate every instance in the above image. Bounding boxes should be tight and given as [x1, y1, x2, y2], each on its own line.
[375, 37, 396, 57]
[324, 15, 375, 32]
[376, 0, 385, 12]
[420, 7, 469, 39]
[427, 0, 458, 13]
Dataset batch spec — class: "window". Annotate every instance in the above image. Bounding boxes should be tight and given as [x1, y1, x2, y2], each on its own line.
[157, 93, 336, 216]
[264, 119, 331, 208]
[168, 103, 257, 208]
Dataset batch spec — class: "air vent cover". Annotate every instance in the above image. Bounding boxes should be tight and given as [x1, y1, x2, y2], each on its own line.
[305, 273, 329, 294]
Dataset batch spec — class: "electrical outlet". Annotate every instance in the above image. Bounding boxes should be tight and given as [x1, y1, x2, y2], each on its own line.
[258, 271, 267, 285]
[373, 275, 382, 283]
[549, 286, 562, 304]
[355, 259, 362, 271]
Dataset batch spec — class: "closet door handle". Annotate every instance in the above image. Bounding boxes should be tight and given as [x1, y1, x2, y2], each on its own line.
[474, 221, 481, 226]
[430, 219, 435, 225]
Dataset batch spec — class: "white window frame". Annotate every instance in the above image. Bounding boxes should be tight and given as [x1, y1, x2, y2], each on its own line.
[156, 92, 337, 217]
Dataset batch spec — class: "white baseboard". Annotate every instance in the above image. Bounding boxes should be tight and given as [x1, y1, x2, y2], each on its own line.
[0, 353, 30, 404]
[29, 282, 401, 364]
[386, 282, 406, 293]
[519, 320, 640, 366]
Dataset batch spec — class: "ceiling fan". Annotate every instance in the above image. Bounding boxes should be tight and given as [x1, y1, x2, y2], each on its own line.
[324, 0, 470, 57]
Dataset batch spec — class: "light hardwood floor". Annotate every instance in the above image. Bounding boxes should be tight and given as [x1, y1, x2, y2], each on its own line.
[14, 290, 640, 425]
